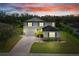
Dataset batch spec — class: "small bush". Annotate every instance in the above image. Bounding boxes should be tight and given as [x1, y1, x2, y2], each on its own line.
[43, 38, 57, 41]
[16, 27, 23, 35]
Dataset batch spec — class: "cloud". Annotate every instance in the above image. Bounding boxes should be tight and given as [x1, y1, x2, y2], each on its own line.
[0, 3, 79, 16]
[22, 4, 79, 12]
[0, 3, 79, 12]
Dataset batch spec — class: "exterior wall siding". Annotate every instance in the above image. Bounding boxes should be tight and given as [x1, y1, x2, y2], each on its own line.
[32, 22, 39, 27]
[26, 21, 44, 27]
[43, 31, 60, 38]
[26, 21, 54, 27]
[24, 21, 58, 37]
[44, 22, 52, 26]
[56, 32, 60, 38]
[43, 32, 49, 38]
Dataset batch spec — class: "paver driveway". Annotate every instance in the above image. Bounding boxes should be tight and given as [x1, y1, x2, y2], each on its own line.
[9, 25, 41, 56]
[0, 26, 41, 56]
[9, 35, 40, 56]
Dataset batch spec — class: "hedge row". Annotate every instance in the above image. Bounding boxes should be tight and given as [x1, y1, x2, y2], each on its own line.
[0, 23, 16, 43]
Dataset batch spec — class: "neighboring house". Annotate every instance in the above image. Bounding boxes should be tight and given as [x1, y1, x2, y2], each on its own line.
[23, 17, 60, 39]
[42, 26, 60, 38]
[70, 23, 79, 35]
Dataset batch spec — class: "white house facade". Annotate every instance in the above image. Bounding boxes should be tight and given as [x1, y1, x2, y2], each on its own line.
[23, 18, 60, 39]
[42, 26, 60, 38]
[25, 18, 55, 27]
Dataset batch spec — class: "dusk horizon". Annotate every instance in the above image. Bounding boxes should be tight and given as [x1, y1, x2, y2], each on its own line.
[0, 3, 79, 16]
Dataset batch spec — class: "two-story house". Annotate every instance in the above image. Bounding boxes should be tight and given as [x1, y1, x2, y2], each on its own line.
[23, 18, 60, 39]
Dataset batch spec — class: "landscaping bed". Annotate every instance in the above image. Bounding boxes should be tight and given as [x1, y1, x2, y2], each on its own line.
[43, 38, 61, 41]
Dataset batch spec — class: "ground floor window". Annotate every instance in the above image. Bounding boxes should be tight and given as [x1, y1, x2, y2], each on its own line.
[28, 22, 32, 27]
[49, 32, 55, 37]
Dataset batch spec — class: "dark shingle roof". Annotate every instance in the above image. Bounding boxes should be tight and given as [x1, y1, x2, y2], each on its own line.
[26, 18, 44, 22]
[70, 24, 79, 28]
[42, 25, 59, 31]
[26, 17, 54, 22]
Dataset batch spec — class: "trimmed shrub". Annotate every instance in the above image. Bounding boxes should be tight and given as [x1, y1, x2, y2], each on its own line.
[43, 38, 57, 41]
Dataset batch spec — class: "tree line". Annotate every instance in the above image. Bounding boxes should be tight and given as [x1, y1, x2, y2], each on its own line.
[0, 11, 79, 43]
[0, 11, 79, 26]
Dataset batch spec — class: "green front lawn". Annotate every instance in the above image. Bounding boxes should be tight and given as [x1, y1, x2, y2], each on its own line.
[30, 31, 79, 54]
[31, 42, 62, 53]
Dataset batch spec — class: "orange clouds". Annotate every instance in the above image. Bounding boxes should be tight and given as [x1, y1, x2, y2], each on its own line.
[23, 4, 79, 12]
[1, 3, 79, 16]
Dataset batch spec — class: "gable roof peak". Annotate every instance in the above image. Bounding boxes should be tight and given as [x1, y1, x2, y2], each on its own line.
[26, 17, 44, 22]
[42, 25, 59, 31]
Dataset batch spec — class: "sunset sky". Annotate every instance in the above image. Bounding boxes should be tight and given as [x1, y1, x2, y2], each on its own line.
[0, 3, 79, 16]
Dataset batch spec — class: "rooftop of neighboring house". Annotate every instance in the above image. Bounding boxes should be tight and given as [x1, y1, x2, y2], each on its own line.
[70, 23, 79, 28]
[42, 25, 59, 31]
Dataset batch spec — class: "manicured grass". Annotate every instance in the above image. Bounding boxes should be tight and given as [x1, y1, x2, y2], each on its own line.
[31, 42, 62, 53]
[30, 31, 79, 54]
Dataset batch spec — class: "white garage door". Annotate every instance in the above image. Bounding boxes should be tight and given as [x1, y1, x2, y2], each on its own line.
[25, 27, 36, 36]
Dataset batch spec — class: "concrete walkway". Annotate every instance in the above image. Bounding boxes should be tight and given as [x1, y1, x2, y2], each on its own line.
[9, 35, 40, 56]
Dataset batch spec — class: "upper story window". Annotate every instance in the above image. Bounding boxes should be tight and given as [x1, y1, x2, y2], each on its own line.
[52, 22, 55, 27]
[28, 22, 32, 27]
[39, 22, 44, 27]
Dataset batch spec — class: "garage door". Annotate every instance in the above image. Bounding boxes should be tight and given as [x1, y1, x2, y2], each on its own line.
[25, 28, 35, 36]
